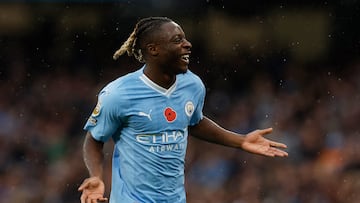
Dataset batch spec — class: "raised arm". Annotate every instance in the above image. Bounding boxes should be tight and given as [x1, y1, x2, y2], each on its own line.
[189, 116, 288, 157]
[78, 132, 108, 203]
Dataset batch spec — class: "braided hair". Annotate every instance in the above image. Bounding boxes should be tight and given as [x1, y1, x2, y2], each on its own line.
[113, 17, 173, 63]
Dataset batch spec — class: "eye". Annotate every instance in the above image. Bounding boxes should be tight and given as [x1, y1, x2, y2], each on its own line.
[173, 36, 185, 44]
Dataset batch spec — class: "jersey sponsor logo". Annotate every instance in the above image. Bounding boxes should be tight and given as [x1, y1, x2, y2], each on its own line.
[185, 101, 194, 117]
[148, 142, 186, 153]
[164, 107, 177, 122]
[136, 130, 186, 153]
[136, 131, 184, 144]
[138, 109, 152, 121]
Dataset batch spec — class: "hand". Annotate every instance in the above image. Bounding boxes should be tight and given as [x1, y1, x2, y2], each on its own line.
[78, 176, 108, 203]
[241, 128, 288, 157]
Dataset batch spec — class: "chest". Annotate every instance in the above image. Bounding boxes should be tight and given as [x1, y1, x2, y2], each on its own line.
[123, 92, 196, 133]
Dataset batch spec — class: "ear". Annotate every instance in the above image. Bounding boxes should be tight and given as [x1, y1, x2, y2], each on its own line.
[146, 43, 159, 56]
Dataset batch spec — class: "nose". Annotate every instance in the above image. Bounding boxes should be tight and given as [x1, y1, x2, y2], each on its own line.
[183, 39, 192, 49]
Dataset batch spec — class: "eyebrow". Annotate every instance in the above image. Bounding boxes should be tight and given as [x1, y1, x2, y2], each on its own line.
[171, 33, 185, 40]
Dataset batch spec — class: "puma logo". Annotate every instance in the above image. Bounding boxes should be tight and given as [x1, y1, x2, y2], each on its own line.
[138, 109, 152, 121]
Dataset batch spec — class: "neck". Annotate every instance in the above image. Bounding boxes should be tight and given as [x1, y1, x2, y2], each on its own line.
[143, 64, 176, 89]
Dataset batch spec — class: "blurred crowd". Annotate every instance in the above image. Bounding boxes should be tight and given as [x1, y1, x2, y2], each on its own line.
[1, 3, 360, 203]
[2, 46, 360, 203]
[186, 60, 360, 203]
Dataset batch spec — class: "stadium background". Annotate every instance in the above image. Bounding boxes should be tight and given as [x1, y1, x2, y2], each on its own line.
[1, 0, 360, 202]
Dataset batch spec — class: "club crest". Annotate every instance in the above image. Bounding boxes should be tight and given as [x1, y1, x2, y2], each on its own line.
[185, 101, 194, 117]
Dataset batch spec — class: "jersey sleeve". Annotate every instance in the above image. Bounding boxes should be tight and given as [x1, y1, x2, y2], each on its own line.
[83, 88, 122, 142]
[189, 78, 206, 126]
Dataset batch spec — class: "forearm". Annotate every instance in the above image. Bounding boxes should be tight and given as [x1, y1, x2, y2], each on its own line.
[83, 132, 105, 178]
[189, 116, 245, 148]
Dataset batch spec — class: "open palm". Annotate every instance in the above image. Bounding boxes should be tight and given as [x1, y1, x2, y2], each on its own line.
[241, 128, 288, 157]
[78, 177, 108, 203]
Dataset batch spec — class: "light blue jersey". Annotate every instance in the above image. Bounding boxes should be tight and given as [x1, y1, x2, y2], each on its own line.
[84, 66, 205, 203]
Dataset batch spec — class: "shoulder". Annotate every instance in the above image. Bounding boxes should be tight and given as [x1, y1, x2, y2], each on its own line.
[98, 68, 143, 103]
[102, 68, 143, 93]
[180, 70, 205, 91]
[181, 70, 204, 86]
[106, 68, 142, 89]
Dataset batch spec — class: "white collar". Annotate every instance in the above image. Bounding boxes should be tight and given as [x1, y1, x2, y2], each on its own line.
[139, 73, 177, 97]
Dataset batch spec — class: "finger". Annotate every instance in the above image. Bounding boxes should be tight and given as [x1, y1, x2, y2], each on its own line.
[78, 179, 89, 191]
[97, 197, 108, 202]
[80, 193, 86, 203]
[270, 147, 288, 157]
[260, 128, 273, 135]
[275, 150, 288, 157]
[85, 193, 107, 203]
[78, 184, 85, 191]
[269, 141, 287, 149]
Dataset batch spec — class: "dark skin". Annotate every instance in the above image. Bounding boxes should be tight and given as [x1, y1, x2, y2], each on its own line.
[143, 22, 192, 88]
[78, 21, 288, 203]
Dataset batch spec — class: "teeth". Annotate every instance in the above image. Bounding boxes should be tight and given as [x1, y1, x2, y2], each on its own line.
[182, 54, 189, 60]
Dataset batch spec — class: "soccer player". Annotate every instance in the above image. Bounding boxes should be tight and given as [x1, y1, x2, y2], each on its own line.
[78, 16, 288, 203]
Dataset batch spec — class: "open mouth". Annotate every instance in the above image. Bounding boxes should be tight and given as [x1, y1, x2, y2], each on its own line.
[181, 54, 190, 64]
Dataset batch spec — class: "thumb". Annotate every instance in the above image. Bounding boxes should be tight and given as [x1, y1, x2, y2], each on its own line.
[78, 178, 91, 191]
[78, 183, 86, 192]
[260, 127, 273, 135]
[78, 177, 104, 191]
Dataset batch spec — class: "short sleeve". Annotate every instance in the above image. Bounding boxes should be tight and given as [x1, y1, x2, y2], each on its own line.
[84, 89, 122, 142]
[189, 79, 206, 126]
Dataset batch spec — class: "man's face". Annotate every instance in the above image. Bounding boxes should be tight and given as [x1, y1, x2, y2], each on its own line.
[153, 22, 192, 74]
